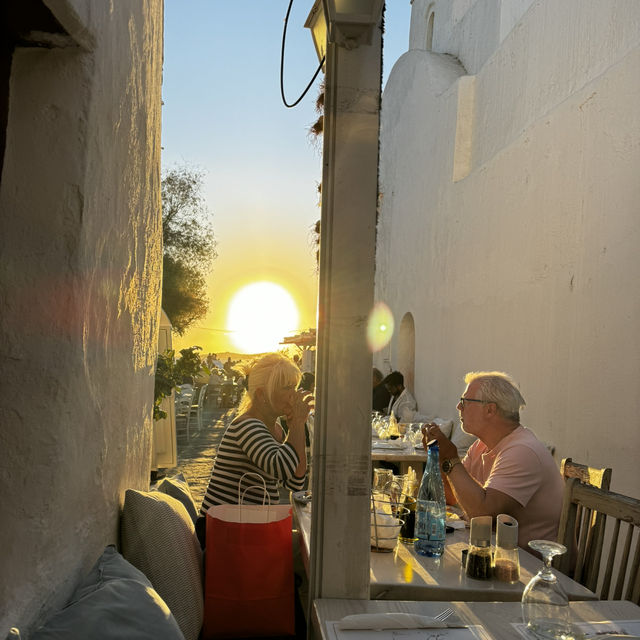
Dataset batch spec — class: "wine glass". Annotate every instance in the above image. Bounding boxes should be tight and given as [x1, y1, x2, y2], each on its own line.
[521, 540, 572, 639]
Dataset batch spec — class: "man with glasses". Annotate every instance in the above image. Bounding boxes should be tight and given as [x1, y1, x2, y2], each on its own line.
[424, 371, 563, 548]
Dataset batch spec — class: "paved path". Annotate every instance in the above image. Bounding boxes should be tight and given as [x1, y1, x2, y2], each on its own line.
[162, 405, 236, 509]
[162, 402, 293, 508]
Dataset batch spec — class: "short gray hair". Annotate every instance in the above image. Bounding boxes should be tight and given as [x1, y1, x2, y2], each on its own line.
[464, 371, 525, 423]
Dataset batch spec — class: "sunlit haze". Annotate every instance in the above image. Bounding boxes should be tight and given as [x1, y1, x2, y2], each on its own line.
[227, 282, 300, 354]
[162, 1, 411, 355]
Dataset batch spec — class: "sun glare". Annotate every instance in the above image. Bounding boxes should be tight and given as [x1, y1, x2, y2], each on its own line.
[227, 282, 300, 354]
[367, 301, 394, 352]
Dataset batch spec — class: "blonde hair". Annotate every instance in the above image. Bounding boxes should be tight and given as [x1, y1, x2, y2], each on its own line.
[237, 352, 301, 414]
[464, 371, 525, 423]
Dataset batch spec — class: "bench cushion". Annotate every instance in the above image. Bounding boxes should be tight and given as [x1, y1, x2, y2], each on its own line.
[156, 473, 199, 524]
[121, 489, 203, 640]
[30, 546, 184, 639]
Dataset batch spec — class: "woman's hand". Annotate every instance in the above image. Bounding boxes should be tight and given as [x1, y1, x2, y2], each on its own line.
[286, 389, 313, 430]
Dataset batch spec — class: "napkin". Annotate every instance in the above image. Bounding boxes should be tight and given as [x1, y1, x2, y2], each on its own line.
[336, 613, 448, 630]
[370, 512, 402, 549]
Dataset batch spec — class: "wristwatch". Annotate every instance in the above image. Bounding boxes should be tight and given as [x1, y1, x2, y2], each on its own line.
[442, 457, 461, 474]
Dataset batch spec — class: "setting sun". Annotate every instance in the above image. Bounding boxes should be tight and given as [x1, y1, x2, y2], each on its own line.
[227, 282, 300, 354]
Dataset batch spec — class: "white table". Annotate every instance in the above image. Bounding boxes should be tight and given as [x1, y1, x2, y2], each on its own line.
[371, 439, 427, 475]
[292, 500, 596, 602]
[313, 599, 640, 640]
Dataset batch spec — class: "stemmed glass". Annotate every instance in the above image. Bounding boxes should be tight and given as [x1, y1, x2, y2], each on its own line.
[522, 540, 572, 639]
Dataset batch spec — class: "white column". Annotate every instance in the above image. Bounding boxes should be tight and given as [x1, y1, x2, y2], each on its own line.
[309, 21, 382, 600]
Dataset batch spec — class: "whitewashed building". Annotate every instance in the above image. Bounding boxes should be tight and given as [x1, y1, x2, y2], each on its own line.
[0, 0, 163, 634]
[375, 0, 640, 497]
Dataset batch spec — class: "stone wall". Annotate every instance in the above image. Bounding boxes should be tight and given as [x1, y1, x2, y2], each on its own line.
[0, 0, 163, 634]
[376, 0, 640, 496]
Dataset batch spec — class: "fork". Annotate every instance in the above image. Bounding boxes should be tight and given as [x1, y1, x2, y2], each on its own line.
[434, 608, 454, 622]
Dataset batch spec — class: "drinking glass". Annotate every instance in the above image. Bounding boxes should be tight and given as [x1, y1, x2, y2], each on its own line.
[371, 411, 381, 431]
[373, 468, 394, 494]
[521, 540, 571, 639]
[410, 423, 424, 447]
[377, 416, 390, 439]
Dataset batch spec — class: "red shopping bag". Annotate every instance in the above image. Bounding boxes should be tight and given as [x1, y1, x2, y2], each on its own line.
[203, 479, 295, 638]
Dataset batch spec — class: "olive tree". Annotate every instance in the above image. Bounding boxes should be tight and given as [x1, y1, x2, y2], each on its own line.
[161, 165, 216, 334]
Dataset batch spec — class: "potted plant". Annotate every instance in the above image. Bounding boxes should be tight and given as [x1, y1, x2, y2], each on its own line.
[153, 346, 209, 421]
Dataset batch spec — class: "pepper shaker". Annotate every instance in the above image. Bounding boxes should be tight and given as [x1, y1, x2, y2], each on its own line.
[494, 513, 520, 583]
[466, 515, 493, 579]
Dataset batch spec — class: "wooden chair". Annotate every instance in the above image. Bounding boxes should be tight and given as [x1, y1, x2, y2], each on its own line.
[561, 457, 612, 490]
[557, 478, 640, 603]
[560, 457, 612, 578]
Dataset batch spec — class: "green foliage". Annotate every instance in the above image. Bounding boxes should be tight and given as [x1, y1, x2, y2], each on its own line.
[153, 346, 210, 421]
[161, 165, 217, 334]
[162, 255, 209, 336]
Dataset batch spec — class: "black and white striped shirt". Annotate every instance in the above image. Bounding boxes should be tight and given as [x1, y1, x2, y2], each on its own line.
[200, 416, 305, 513]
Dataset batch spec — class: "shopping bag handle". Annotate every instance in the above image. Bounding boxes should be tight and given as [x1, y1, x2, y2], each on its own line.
[238, 472, 271, 507]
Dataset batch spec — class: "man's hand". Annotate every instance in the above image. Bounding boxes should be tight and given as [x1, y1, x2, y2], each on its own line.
[422, 423, 458, 461]
[421, 424, 523, 520]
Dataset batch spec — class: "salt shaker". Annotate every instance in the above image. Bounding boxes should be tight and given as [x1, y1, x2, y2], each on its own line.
[494, 513, 520, 583]
[466, 515, 493, 579]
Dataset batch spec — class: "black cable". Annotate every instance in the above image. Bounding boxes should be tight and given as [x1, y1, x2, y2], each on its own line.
[280, 0, 325, 108]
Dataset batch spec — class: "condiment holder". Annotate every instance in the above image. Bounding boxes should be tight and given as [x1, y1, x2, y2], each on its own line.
[370, 480, 409, 552]
[494, 513, 520, 583]
[466, 515, 493, 579]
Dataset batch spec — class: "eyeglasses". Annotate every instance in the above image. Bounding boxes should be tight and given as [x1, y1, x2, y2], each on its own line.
[459, 397, 485, 408]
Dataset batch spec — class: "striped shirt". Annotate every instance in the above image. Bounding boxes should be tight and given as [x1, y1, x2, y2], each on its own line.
[200, 416, 305, 513]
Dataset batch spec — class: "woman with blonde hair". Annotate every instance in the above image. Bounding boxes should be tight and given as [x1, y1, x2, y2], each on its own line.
[200, 352, 311, 511]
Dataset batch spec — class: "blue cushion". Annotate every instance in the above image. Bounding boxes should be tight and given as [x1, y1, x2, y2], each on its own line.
[30, 546, 184, 640]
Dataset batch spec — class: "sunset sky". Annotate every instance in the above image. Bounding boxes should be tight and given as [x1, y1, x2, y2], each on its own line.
[162, 1, 411, 356]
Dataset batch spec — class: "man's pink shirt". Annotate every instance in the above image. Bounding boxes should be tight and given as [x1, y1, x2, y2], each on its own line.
[463, 426, 564, 548]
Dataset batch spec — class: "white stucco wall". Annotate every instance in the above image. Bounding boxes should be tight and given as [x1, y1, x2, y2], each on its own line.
[0, 0, 163, 634]
[376, 0, 640, 497]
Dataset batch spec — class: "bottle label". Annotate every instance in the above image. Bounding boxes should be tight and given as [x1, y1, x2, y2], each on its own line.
[415, 500, 446, 541]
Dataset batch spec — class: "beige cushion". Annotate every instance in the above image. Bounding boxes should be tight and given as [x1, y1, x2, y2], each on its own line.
[121, 489, 203, 640]
[157, 473, 198, 524]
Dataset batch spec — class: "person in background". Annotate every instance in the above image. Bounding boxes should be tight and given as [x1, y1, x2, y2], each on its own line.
[200, 353, 311, 511]
[297, 371, 315, 447]
[372, 367, 391, 413]
[296, 372, 315, 490]
[298, 371, 314, 393]
[383, 370, 417, 422]
[423, 371, 563, 548]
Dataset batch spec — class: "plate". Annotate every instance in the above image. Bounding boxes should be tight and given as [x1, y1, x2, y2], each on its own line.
[584, 636, 640, 640]
[373, 442, 405, 450]
[292, 490, 312, 504]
